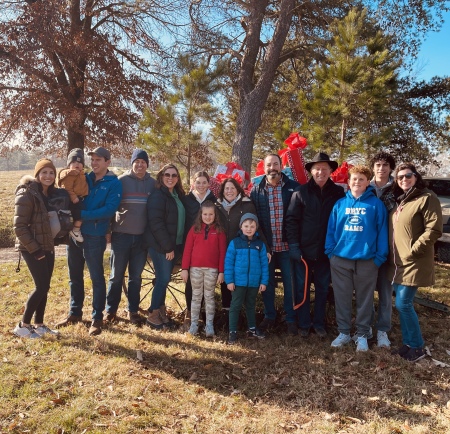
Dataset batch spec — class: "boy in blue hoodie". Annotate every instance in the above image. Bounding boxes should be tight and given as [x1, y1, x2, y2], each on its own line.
[325, 165, 388, 352]
[224, 213, 269, 344]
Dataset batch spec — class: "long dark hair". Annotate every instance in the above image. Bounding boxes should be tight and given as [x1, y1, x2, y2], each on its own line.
[392, 162, 426, 196]
[155, 163, 185, 197]
[193, 200, 224, 233]
[218, 177, 245, 201]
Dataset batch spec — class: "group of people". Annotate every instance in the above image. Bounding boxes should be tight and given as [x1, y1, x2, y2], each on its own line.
[13, 147, 443, 362]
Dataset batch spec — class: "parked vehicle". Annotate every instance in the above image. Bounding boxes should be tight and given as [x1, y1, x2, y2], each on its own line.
[424, 177, 450, 263]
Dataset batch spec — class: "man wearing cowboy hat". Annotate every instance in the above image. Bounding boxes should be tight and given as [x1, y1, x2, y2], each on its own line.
[286, 152, 345, 338]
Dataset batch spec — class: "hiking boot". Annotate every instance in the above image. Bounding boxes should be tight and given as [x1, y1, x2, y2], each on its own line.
[287, 322, 298, 336]
[105, 312, 117, 323]
[89, 320, 103, 336]
[13, 322, 40, 339]
[205, 322, 215, 338]
[158, 305, 175, 328]
[70, 229, 84, 243]
[356, 336, 369, 352]
[180, 310, 191, 332]
[55, 315, 82, 329]
[34, 324, 59, 336]
[258, 317, 275, 332]
[247, 327, 266, 339]
[300, 328, 310, 338]
[146, 309, 164, 330]
[314, 327, 327, 338]
[391, 344, 410, 356]
[401, 347, 426, 362]
[376, 331, 391, 348]
[188, 322, 199, 336]
[228, 331, 238, 345]
[128, 311, 144, 325]
[331, 333, 352, 347]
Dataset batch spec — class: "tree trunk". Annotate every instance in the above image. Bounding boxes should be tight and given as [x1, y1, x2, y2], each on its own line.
[66, 106, 86, 152]
[339, 118, 347, 162]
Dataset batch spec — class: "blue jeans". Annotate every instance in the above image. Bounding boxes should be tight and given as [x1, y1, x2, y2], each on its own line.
[394, 283, 424, 349]
[262, 250, 295, 323]
[147, 245, 182, 311]
[293, 257, 331, 330]
[67, 235, 107, 320]
[106, 232, 147, 314]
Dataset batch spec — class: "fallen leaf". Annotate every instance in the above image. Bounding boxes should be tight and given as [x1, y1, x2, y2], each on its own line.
[422, 389, 427, 395]
[446, 350, 450, 356]
[332, 377, 344, 387]
[367, 396, 380, 401]
[189, 372, 198, 381]
[136, 350, 143, 361]
[431, 358, 450, 368]
[204, 364, 213, 369]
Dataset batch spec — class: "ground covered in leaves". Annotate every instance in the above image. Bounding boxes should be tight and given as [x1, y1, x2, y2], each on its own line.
[1, 258, 450, 433]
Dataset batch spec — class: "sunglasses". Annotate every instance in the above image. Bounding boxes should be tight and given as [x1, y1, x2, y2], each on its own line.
[163, 173, 178, 178]
[397, 173, 415, 181]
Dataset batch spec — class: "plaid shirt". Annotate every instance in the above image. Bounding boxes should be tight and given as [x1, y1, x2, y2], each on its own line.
[266, 179, 288, 252]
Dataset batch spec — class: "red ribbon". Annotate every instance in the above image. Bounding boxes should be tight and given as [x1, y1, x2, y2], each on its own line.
[216, 173, 244, 185]
[255, 160, 265, 176]
[331, 161, 352, 183]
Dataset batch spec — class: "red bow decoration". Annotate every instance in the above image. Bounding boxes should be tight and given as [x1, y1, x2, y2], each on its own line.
[216, 173, 244, 185]
[331, 162, 353, 183]
[255, 160, 265, 176]
[278, 133, 309, 184]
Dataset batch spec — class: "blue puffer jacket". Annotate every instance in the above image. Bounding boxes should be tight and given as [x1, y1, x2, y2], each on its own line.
[224, 231, 269, 288]
[80, 170, 122, 236]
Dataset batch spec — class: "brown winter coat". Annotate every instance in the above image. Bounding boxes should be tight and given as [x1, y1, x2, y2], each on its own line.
[388, 187, 443, 287]
[14, 175, 55, 253]
[56, 168, 89, 202]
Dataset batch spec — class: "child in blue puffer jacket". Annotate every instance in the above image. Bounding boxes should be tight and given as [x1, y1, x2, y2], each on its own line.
[224, 213, 269, 344]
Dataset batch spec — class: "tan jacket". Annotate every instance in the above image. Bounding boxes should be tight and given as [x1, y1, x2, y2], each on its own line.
[388, 188, 443, 287]
[56, 168, 88, 202]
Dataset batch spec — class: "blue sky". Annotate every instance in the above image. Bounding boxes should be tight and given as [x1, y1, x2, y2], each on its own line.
[416, 10, 450, 80]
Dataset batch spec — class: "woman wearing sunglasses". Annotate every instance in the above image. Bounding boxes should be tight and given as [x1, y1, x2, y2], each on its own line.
[145, 163, 187, 329]
[388, 162, 442, 362]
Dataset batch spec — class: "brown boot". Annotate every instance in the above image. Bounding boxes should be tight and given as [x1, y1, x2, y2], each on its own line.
[55, 315, 82, 329]
[146, 309, 164, 330]
[128, 311, 144, 325]
[104, 312, 117, 323]
[158, 305, 175, 329]
[180, 310, 191, 332]
[89, 319, 103, 336]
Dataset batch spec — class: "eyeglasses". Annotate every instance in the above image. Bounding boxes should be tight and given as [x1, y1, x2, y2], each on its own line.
[397, 173, 415, 181]
[163, 173, 178, 178]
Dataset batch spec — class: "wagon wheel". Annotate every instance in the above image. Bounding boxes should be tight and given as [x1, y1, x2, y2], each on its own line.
[122, 256, 186, 316]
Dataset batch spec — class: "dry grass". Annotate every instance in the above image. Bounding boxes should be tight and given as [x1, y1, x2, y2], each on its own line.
[1, 169, 450, 433]
[1, 255, 450, 434]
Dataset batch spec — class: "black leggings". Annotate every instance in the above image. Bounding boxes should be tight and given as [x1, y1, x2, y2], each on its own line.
[21, 250, 55, 324]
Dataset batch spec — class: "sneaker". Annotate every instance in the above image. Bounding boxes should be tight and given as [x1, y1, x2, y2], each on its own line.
[13, 322, 40, 339]
[258, 317, 275, 332]
[287, 322, 298, 336]
[205, 323, 215, 338]
[34, 324, 59, 336]
[105, 312, 117, 323]
[228, 331, 238, 345]
[401, 347, 426, 362]
[89, 320, 103, 336]
[391, 344, 410, 356]
[377, 331, 391, 348]
[356, 336, 369, 352]
[70, 229, 84, 243]
[247, 328, 266, 339]
[128, 311, 144, 325]
[331, 333, 352, 347]
[352, 327, 373, 342]
[314, 327, 327, 338]
[188, 322, 199, 336]
[55, 314, 82, 329]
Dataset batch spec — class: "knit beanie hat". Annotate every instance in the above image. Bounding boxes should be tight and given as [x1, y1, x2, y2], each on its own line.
[34, 158, 57, 178]
[131, 149, 149, 167]
[240, 213, 259, 227]
[67, 148, 85, 167]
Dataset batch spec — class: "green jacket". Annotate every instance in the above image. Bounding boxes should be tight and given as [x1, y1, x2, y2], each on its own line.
[388, 187, 443, 287]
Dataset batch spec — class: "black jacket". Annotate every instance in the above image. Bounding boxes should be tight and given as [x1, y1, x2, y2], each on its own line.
[285, 178, 345, 261]
[144, 186, 187, 254]
[184, 190, 217, 234]
[250, 173, 299, 250]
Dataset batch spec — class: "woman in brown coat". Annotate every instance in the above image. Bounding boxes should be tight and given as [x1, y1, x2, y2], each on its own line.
[13, 159, 69, 338]
[388, 163, 442, 361]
